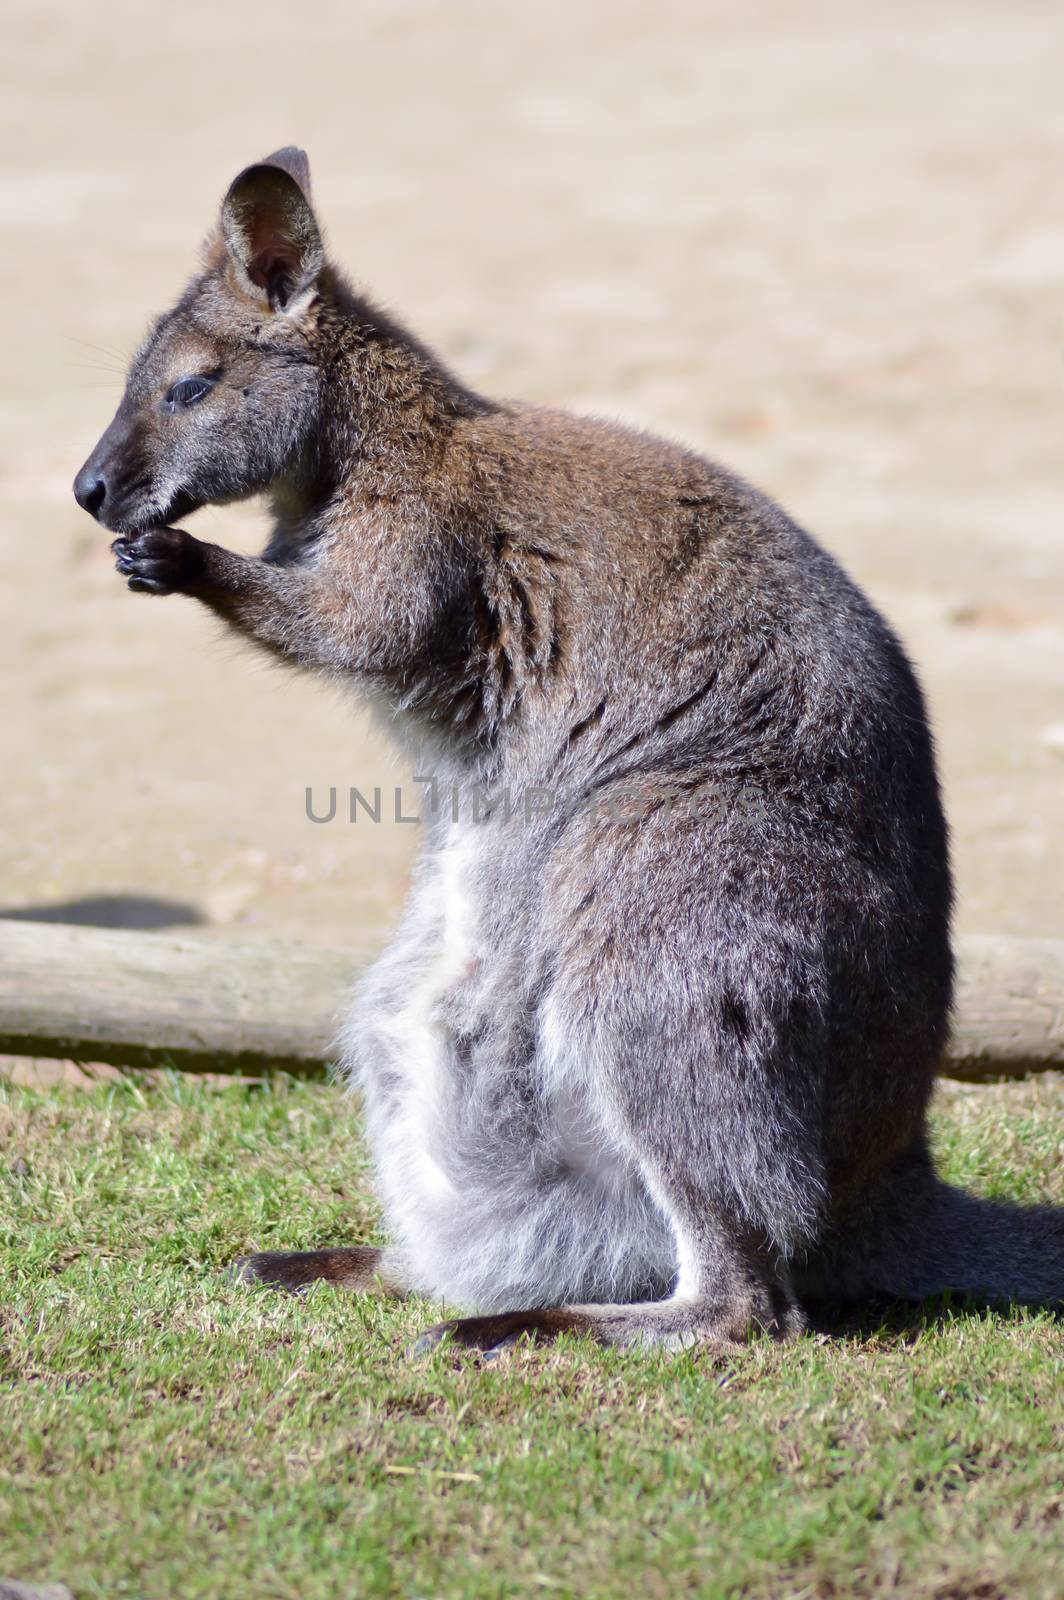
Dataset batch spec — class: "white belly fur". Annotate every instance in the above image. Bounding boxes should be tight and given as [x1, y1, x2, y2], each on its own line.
[368, 826, 480, 1203]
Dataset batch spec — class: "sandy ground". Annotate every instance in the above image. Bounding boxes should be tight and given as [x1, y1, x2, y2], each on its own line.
[2, 0, 1062, 968]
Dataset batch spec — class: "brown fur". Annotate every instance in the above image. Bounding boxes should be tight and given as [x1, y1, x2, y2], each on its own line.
[233, 1247, 406, 1295]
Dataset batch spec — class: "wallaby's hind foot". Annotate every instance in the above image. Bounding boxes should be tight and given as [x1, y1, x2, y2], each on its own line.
[413, 1287, 806, 1358]
[232, 1245, 408, 1297]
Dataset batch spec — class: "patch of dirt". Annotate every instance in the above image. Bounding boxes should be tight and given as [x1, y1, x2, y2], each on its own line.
[2, 0, 1061, 955]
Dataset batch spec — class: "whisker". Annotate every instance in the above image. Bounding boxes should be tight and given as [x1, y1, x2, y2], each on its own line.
[65, 335, 133, 364]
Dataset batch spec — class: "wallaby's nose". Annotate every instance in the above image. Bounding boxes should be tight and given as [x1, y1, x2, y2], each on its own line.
[74, 469, 107, 520]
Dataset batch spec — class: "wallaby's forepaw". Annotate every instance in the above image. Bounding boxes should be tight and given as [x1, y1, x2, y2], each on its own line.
[112, 526, 205, 595]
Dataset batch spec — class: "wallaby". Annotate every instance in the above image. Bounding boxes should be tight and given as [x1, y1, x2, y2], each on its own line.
[74, 148, 1063, 1352]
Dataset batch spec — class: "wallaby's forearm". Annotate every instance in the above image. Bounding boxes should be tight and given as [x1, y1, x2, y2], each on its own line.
[113, 527, 414, 676]
[191, 542, 347, 670]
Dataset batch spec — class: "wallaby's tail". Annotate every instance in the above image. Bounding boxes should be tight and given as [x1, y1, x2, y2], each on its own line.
[800, 1148, 1064, 1309]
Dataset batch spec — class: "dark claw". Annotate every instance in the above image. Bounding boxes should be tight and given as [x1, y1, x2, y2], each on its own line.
[481, 1334, 523, 1362]
[408, 1321, 457, 1358]
[409, 1313, 551, 1359]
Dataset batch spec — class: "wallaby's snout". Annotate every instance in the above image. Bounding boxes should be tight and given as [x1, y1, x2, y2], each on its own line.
[72, 461, 106, 520]
[73, 410, 137, 529]
[73, 396, 205, 535]
[72, 376, 207, 535]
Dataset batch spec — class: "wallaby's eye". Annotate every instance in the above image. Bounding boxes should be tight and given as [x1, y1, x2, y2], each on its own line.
[164, 375, 215, 411]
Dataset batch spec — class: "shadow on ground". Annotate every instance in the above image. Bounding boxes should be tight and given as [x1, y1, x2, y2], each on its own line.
[806, 1294, 1062, 1344]
[0, 894, 204, 930]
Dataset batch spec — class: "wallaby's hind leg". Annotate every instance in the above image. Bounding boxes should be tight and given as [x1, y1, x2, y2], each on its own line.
[233, 1245, 408, 1297]
[413, 878, 825, 1357]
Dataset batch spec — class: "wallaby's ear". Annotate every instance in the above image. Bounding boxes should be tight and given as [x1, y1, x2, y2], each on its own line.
[221, 150, 323, 313]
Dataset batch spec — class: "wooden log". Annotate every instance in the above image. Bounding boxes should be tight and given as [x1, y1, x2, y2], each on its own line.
[0, 919, 1060, 1082]
[946, 935, 1064, 1083]
[0, 919, 372, 1078]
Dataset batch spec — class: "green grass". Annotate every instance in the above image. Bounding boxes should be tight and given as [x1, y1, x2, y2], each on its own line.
[1, 1071, 1061, 1600]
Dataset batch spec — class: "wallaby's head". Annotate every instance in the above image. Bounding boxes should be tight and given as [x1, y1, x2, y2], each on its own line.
[74, 148, 332, 534]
